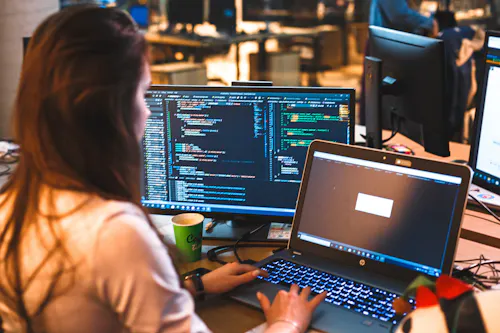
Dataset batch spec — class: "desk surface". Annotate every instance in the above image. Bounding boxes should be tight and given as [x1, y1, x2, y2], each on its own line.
[150, 214, 500, 333]
[144, 30, 323, 48]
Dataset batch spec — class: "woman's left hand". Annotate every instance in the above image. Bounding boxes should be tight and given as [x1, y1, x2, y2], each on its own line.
[200, 262, 268, 294]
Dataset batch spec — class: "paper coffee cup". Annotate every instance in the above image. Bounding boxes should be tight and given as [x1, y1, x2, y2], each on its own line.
[172, 213, 204, 262]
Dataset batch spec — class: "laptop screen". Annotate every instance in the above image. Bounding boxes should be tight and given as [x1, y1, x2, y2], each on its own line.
[296, 151, 462, 277]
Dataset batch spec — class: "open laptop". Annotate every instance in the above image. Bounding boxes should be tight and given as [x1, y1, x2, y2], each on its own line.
[468, 31, 500, 210]
[231, 140, 471, 332]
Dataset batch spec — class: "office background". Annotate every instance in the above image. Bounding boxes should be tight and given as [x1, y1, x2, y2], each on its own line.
[1, 0, 498, 139]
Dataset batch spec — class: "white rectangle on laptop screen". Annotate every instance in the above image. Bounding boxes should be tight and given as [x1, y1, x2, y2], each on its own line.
[488, 36, 500, 50]
[355, 193, 394, 218]
[313, 152, 462, 184]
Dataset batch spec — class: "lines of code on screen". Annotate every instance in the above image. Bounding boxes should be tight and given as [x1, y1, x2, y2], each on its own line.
[142, 90, 351, 216]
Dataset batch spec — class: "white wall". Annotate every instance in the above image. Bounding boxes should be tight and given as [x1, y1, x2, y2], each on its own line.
[0, 0, 59, 139]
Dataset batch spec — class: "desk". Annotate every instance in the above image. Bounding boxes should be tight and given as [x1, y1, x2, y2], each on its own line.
[185, 128, 500, 332]
[151, 214, 500, 333]
[145, 30, 323, 83]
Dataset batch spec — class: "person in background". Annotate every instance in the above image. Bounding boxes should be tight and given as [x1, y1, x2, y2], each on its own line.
[369, 0, 439, 37]
[0, 6, 325, 333]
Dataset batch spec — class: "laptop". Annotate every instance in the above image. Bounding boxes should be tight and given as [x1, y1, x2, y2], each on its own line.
[468, 31, 500, 210]
[231, 140, 472, 332]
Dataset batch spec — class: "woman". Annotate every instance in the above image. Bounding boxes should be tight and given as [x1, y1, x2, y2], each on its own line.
[0, 6, 325, 333]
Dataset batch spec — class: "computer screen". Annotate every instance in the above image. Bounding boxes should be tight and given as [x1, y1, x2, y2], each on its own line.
[242, 0, 291, 22]
[129, 4, 149, 28]
[168, 0, 204, 25]
[296, 151, 462, 277]
[209, 0, 236, 34]
[470, 33, 500, 193]
[142, 86, 354, 220]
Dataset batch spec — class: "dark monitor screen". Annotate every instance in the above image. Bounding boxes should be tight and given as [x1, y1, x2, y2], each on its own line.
[296, 150, 463, 277]
[242, 0, 291, 22]
[129, 4, 149, 28]
[209, 0, 236, 34]
[168, 0, 204, 25]
[142, 86, 355, 220]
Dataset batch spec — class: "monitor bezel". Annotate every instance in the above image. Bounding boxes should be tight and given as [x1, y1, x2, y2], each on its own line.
[289, 140, 472, 283]
[469, 30, 500, 195]
[143, 85, 356, 223]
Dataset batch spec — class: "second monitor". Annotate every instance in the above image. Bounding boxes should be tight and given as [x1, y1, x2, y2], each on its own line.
[366, 26, 450, 157]
[168, 0, 204, 25]
[142, 86, 355, 239]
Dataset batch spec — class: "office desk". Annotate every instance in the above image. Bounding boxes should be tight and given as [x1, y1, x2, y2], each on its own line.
[150, 214, 500, 333]
[145, 30, 323, 83]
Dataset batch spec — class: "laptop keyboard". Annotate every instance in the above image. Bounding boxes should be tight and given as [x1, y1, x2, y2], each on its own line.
[257, 259, 415, 324]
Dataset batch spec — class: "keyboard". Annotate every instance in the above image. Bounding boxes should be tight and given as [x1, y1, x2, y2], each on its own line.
[257, 259, 415, 324]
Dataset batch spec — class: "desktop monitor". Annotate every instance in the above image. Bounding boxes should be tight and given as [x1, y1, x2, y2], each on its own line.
[242, 0, 291, 22]
[168, 0, 204, 25]
[469, 31, 500, 195]
[142, 86, 355, 238]
[129, 4, 149, 28]
[209, 0, 237, 35]
[367, 26, 450, 157]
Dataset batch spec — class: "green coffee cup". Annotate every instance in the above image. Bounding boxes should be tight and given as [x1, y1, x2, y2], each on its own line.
[172, 213, 204, 262]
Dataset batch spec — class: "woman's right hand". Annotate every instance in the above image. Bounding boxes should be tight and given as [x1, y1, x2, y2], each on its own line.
[257, 285, 327, 333]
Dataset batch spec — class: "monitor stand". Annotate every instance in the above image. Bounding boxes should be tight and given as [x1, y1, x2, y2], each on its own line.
[202, 218, 289, 243]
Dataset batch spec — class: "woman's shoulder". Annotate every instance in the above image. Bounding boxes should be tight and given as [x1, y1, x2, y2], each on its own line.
[56, 192, 155, 254]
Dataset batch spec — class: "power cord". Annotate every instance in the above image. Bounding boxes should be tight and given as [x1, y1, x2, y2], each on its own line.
[454, 254, 500, 288]
[357, 114, 402, 146]
[206, 243, 285, 265]
[234, 223, 270, 264]
[206, 223, 286, 265]
[468, 194, 500, 225]
[0, 165, 10, 177]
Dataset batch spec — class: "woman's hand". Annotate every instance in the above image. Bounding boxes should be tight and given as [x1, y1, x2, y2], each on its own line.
[189, 262, 267, 295]
[257, 285, 327, 333]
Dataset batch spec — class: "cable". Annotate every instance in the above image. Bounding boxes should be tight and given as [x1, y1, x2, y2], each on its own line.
[381, 130, 398, 144]
[468, 194, 500, 225]
[0, 164, 10, 177]
[462, 260, 500, 272]
[207, 243, 281, 265]
[356, 117, 403, 148]
[382, 115, 401, 144]
[234, 223, 270, 264]
[455, 257, 490, 263]
[464, 212, 500, 225]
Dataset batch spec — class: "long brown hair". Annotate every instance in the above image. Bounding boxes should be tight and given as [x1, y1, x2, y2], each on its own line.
[0, 5, 162, 332]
